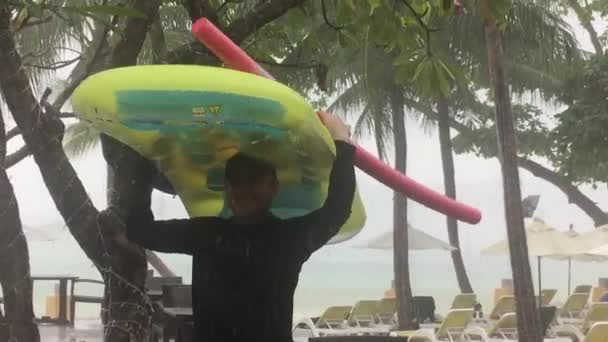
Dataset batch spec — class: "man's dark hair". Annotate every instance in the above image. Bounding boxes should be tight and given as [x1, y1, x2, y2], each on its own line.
[225, 153, 277, 184]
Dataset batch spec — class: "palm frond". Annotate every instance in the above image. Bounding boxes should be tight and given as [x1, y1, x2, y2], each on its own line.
[442, 0, 582, 100]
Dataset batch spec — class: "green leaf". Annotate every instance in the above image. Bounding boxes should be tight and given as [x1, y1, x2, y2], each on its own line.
[438, 59, 456, 81]
[76, 5, 147, 19]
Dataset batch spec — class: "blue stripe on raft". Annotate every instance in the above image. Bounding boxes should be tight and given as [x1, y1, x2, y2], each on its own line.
[115, 90, 287, 131]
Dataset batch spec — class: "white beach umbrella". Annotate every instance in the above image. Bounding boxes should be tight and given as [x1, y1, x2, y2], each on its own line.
[543, 225, 608, 294]
[358, 225, 455, 299]
[358, 224, 456, 251]
[481, 218, 585, 309]
[568, 225, 608, 260]
[482, 218, 581, 257]
[588, 243, 608, 256]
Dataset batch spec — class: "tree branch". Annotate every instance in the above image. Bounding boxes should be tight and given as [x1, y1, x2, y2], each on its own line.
[168, 0, 306, 64]
[566, 0, 603, 55]
[517, 158, 608, 225]
[0, 2, 102, 262]
[184, 0, 218, 23]
[225, 0, 307, 45]
[5, 145, 30, 168]
[24, 55, 82, 70]
[6, 126, 19, 141]
[6, 111, 76, 145]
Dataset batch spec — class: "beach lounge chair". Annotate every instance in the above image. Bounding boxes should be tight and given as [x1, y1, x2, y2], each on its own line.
[390, 309, 473, 341]
[559, 293, 589, 319]
[347, 300, 379, 328]
[436, 293, 477, 322]
[464, 311, 571, 342]
[542, 289, 558, 306]
[464, 312, 517, 341]
[584, 322, 608, 342]
[376, 297, 397, 325]
[452, 294, 478, 310]
[292, 305, 354, 338]
[488, 296, 516, 320]
[553, 302, 608, 342]
[574, 285, 593, 294]
[347, 300, 390, 335]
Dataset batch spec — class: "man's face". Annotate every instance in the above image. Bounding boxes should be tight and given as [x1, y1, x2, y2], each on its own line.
[226, 175, 277, 220]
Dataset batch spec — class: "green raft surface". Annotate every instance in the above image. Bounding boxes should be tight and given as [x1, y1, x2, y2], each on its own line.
[71, 65, 366, 243]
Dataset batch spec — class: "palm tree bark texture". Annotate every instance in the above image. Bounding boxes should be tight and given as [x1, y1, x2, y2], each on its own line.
[437, 96, 474, 294]
[483, 6, 542, 341]
[0, 109, 40, 342]
[390, 85, 418, 330]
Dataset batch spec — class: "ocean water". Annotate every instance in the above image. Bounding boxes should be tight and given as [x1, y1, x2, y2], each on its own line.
[21, 232, 608, 322]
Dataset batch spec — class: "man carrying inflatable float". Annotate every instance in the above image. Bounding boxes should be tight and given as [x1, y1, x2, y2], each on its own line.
[72, 18, 482, 342]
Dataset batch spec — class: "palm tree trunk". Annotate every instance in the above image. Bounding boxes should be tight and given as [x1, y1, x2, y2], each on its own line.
[483, 11, 542, 342]
[0, 110, 40, 342]
[99, 137, 152, 341]
[390, 85, 417, 330]
[437, 97, 473, 294]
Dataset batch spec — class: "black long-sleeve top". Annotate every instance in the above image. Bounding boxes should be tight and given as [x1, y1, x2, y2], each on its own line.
[126, 141, 356, 342]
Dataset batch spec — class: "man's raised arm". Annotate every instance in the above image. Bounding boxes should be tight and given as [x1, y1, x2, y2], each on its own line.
[124, 207, 224, 255]
[288, 113, 356, 258]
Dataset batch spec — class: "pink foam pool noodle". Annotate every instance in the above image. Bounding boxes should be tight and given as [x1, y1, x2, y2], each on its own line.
[191, 18, 482, 224]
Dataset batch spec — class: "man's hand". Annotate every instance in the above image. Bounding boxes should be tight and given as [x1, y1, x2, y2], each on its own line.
[318, 111, 352, 142]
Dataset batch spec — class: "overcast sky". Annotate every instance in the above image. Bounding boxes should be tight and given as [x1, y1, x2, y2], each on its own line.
[4, 11, 607, 258]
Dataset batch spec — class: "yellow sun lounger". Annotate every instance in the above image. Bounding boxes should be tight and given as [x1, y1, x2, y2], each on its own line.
[559, 293, 590, 319]
[542, 289, 558, 306]
[292, 305, 354, 338]
[391, 309, 473, 342]
[554, 302, 608, 341]
[584, 322, 608, 342]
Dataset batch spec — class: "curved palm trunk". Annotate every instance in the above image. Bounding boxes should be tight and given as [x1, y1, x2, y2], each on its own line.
[483, 9, 542, 342]
[437, 97, 473, 294]
[390, 85, 417, 330]
[0, 110, 40, 342]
